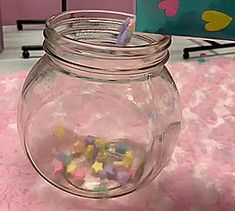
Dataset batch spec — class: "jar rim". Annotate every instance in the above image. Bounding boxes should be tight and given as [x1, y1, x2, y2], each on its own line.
[45, 10, 171, 52]
[44, 10, 171, 76]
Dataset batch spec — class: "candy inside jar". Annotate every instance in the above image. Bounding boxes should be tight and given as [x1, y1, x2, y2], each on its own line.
[51, 127, 146, 195]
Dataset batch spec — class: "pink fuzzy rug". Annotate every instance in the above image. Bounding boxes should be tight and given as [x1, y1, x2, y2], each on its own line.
[1, 57, 235, 211]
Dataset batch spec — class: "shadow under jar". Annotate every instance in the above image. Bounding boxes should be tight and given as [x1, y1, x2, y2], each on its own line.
[17, 10, 181, 199]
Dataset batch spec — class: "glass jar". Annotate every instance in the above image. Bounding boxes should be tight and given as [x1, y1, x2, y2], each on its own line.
[17, 10, 181, 199]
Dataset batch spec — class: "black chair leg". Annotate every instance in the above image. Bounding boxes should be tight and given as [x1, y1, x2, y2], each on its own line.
[183, 40, 235, 59]
[62, 0, 67, 12]
[17, 20, 46, 31]
[22, 45, 44, 58]
[18, 0, 67, 58]
[16, 20, 23, 31]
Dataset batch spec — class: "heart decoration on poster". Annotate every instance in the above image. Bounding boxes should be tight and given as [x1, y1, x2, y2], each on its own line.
[157, 0, 179, 17]
[202, 10, 233, 32]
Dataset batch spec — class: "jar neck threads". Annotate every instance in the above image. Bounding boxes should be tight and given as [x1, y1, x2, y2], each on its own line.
[43, 10, 171, 77]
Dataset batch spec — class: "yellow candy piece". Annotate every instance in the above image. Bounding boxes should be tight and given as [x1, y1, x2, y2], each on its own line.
[92, 161, 103, 174]
[55, 126, 65, 141]
[74, 140, 85, 154]
[123, 151, 134, 169]
[66, 161, 77, 174]
[95, 138, 107, 149]
[97, 151, 108, 164]
[85, 145, 94, 161]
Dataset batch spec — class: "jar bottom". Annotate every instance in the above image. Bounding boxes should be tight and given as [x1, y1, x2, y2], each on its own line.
[24, 127, 149, 198]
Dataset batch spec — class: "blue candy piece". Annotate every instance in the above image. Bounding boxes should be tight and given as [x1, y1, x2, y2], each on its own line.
[104, 166, 116, 179]
[117, 30, 132, 46]
[198, 58, 206, 63]
[85, 135, 96, 145]
[116, 171, 129, 185]
[116, 144, 127, 154]
[118, 17, 131, 33]
[56, 153, 73, 165]
[117, 17, 133, 46]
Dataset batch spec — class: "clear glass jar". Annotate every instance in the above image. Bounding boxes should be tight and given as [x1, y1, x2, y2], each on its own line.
[17, 10, 181, 199]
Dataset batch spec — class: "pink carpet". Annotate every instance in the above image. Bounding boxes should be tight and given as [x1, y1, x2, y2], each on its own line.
[1, 57, 235, 211]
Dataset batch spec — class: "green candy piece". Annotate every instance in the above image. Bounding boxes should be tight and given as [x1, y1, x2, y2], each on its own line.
[94, 184, 108, 192]
[104, 143, 110, 151]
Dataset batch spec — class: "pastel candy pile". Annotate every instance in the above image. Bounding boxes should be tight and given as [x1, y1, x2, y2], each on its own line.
[53, 133, 139, 190]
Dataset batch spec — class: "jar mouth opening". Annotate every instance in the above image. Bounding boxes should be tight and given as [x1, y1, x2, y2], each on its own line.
[45, 10, 171, 52]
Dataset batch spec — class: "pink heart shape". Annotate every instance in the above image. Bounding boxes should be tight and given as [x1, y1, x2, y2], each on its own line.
[157, 0, 179, 17]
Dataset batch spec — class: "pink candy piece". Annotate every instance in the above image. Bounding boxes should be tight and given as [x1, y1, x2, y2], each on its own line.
[73, 169, 86, 182]
[129, 168, 137, 178]
[53, 161, 64, 175]
[200, 53, 207, 58]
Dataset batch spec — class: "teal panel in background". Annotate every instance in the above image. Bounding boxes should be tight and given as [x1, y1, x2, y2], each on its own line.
[136, 0, 235, 40]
